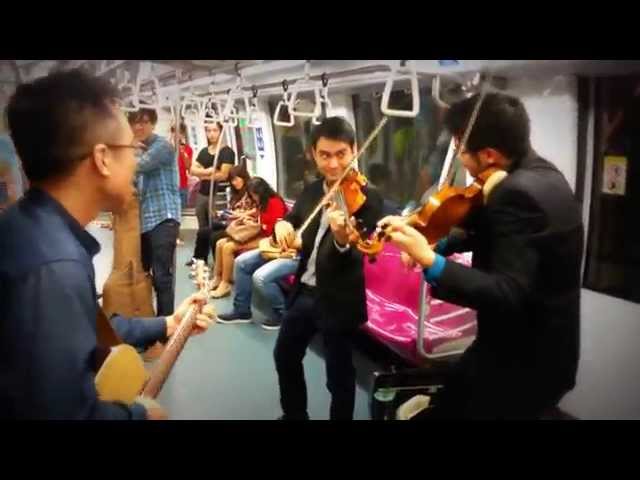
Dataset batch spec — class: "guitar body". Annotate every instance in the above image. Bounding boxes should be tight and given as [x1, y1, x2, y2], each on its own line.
[95, 344, 148, 404]
[258, 237, 297, 261]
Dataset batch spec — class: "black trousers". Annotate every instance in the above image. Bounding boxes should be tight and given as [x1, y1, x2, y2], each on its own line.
[193, 224, 228, 263]
[274, 289, 357, 420]
[141, 219, 179, 316]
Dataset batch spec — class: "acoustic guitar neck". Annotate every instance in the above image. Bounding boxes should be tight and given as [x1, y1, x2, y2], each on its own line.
[141, 262, 208, 398]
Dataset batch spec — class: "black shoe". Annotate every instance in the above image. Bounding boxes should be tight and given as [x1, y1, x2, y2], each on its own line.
[217, 310, 252, 324]
[261, 318, 281, 331]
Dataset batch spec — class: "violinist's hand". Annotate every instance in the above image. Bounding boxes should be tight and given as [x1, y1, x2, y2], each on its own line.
[326, 202, 352, 247]
[275, 220, 296, 250]
[378, 216, 436, 268]
[400, 252, 418, 271]
[165, 292, 214, 337]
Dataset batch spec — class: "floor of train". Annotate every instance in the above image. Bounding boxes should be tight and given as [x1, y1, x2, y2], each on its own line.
[90, 221, 407, 420]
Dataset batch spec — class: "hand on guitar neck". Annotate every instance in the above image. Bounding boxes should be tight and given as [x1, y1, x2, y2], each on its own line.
[166, 292, 214, 337]
[134, 396, 168, 420]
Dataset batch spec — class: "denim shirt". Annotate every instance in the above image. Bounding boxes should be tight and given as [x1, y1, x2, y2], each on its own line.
[0, 188, 167, 419]
[136, 134, 181, 233]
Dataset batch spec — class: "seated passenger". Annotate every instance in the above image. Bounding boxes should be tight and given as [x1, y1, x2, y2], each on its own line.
[209, 177, 287, 298]
[216, 245, 300, 330]
[188, 164, 254, 266]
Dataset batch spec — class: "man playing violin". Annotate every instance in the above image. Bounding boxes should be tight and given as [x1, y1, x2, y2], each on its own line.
[272, 117, 383, 420]
[380, 92, 584, 419]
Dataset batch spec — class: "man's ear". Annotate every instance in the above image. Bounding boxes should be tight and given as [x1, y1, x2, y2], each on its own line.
[92, 144, 111, 177]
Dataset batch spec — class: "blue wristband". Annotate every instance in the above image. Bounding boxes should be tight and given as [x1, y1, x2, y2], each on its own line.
[423, 254, 446, 285]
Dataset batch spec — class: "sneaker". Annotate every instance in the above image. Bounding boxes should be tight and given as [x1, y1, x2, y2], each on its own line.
[261, 318, 281, 331]
[217, 310, 252, 324]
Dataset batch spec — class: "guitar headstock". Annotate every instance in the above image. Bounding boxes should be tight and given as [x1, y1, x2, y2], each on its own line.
[194, 260, 216, 320]
[194, 260, 208, 292]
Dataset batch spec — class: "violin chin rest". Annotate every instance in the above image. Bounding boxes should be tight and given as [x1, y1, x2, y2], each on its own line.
[482, 170, 508, 203]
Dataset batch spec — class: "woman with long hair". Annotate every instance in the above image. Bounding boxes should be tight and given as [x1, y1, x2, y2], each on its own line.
[209, 177, 287, 298]
[188, 163, 253, 266]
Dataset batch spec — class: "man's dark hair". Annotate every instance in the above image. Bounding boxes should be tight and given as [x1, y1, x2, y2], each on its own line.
[309, 116, 356, 150]
[7, 68, 120, 183]
[127, 108, 158, 125]
[247, 176, 280, 212]
[444, 92, 532, 164]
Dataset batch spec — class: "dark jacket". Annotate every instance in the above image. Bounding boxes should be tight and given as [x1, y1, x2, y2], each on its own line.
[284, 179, 383, 332]
[434, 151, 584, 417]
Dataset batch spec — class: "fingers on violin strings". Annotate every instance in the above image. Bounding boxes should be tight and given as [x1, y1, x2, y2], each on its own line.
[377, 215, 400, 228]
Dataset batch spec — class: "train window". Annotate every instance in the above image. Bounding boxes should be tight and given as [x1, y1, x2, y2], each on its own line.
[352, 86, 459, 214]
[583, 75, 640, 303]
[235, 121, 257, 175]
[268, 97, 319, 201]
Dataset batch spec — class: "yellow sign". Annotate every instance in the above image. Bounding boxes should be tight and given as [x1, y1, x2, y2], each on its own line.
[602, 156, 627, 196]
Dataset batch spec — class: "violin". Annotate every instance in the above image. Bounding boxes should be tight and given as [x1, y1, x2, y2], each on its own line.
[352, 81, 498, 261]
[354, 166, 506, 259]
[339, 169, 368, 215]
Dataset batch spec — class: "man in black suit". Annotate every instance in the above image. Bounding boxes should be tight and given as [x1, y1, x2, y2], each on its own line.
[273, 117, 383, 420]
[382, 92, 584, 419]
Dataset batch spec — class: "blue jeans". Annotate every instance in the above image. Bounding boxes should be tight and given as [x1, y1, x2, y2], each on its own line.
[233, 249, 299, 320]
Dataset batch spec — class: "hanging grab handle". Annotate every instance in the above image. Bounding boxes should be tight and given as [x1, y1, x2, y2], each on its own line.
[118, 70, 139, 112]
[136, 63, 162, 110]
[181, 96, 206, 125]
[289, 84, 322, 118]
[273, 80, 295, 127]
[312, 73, 333, 125]
[431, 75, 450, 109]
[380, 60, 420, 118]
[247, 86, 261, 128]
[204, 95, 223, 123]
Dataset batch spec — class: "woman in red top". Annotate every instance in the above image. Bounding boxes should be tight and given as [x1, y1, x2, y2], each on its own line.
[171, 123, 193, 209]
[210, 177, 287, 298]
[171, 123, 193, 245]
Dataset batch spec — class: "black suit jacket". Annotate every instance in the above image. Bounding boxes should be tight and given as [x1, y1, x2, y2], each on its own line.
[435, 151, 584, 416]
[284, 179, 383, 332]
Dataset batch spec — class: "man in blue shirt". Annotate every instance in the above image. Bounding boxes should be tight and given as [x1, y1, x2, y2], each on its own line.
[0, 68, 213, 420]
[128, 108, 181, 317]
[379, 92, 583, 419]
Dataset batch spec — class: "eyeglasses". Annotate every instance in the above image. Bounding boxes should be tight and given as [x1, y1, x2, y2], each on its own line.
[76, 142, 147, 161]
[106, 143, 148, 155]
